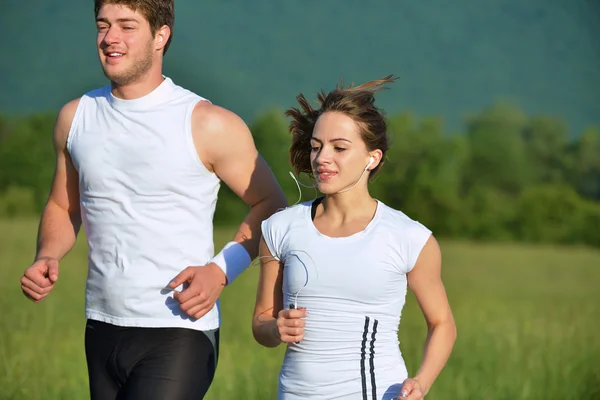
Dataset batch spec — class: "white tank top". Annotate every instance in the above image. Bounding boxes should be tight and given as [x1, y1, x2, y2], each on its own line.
[261, 199, 432, 400]
[67, 77, 222, 331]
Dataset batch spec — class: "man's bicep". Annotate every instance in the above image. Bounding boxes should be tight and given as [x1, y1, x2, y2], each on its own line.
[218, 152, 282, 207]
[205, 108, 282, 206]
[50, 150, 80, 215]
[48, 99, 80, 215]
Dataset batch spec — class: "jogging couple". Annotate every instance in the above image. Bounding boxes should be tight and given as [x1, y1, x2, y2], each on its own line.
[20, 1, 456, 399]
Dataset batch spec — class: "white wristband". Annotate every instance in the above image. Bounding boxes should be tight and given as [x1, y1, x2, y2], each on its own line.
[210, 241, 252, 285]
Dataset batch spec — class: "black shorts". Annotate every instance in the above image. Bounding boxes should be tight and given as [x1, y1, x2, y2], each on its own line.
[84, 319, 219, 400]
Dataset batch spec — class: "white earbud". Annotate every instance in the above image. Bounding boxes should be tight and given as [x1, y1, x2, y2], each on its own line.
[365, 156, 375, 170]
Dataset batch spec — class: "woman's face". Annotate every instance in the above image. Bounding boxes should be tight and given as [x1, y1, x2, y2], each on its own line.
[310, 112, 375, 194]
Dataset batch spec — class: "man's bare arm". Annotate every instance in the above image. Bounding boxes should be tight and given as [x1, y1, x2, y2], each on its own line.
[36, 98, 82, 261]
[169, 102, 287, 316]
[193, 102, 288, 261]
[21, 99, 82, 302]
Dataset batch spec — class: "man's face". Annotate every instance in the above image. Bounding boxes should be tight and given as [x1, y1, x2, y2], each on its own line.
[96, 4, 156, 86]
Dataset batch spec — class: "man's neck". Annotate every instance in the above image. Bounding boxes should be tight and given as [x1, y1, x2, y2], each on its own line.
[111, 73, 165, 100]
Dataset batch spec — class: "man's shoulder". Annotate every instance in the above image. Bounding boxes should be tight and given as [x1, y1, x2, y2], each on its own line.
[54, 84, 107, 143]
[189, 99, 255, 169]
[191, 101, 247, 134]
[60, 97, 82, 117]
[55, 97, 82, 134]
[76, 83, 111, 103]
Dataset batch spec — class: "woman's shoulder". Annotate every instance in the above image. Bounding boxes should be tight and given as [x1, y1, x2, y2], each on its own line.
[375, 201, 433, 272]
[262, 199, 314, 228]
[260, 199, 316, 255]
[376, 200, 432, 235]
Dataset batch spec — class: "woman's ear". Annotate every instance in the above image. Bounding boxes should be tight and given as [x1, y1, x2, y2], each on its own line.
[367, 150, 383, 170]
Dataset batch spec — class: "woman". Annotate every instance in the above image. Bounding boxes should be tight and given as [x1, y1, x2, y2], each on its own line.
[252, 76, 456, 400]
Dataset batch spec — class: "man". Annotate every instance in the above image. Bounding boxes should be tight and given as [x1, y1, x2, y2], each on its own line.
[19, 1, 287, 398]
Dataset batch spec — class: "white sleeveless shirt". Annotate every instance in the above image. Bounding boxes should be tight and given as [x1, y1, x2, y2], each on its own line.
[261, 199, 432, 400]
[67, 77, 222, 331]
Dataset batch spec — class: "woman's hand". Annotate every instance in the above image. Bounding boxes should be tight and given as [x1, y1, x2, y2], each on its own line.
[276, 307, 307, 343]
[399, 377, 425, 399]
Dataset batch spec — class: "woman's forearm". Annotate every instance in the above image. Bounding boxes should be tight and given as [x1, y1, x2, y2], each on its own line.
[413, 320, 457, 394]
[252, 315, 282, 348]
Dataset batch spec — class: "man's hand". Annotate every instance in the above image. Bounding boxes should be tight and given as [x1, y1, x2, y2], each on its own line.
[169, 263, 227, 319]
[21, 257, 59, 302]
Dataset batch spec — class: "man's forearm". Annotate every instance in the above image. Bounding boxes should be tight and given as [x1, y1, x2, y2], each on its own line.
[36, 201, 81, 261]
[233, 194, 287, 259]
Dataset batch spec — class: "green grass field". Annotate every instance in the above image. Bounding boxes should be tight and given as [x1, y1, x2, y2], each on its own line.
[1, 219, 599, 400]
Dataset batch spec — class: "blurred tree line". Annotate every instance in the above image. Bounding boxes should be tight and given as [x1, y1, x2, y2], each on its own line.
[1, 101, 599, 247]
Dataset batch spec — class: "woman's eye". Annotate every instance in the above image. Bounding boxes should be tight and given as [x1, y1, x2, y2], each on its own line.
[334, 147, 346, 152]
[311, 147, 320, 152]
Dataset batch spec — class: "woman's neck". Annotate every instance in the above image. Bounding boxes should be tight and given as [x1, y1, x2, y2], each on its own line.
[319, 190, 377, 224]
